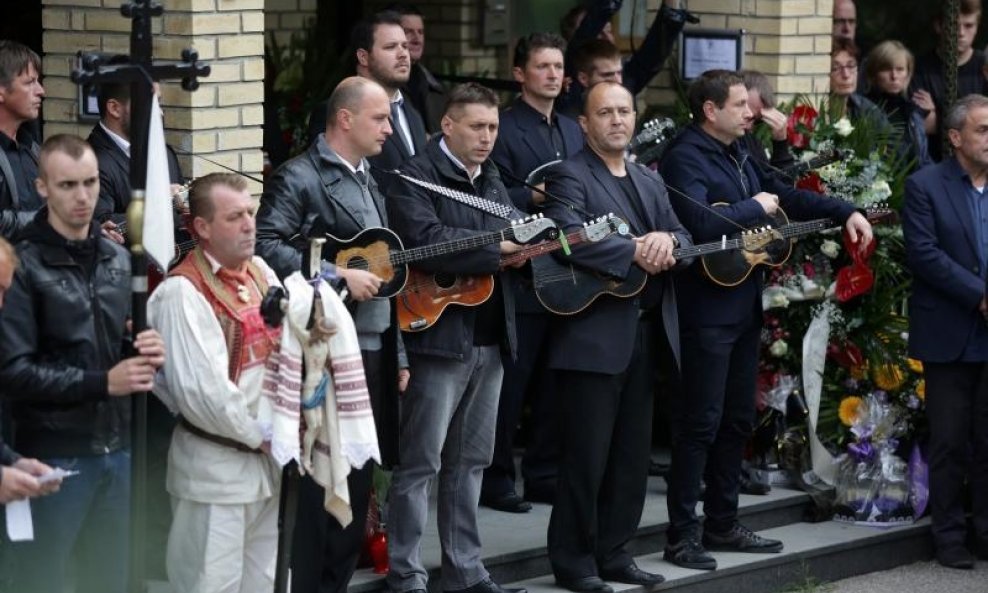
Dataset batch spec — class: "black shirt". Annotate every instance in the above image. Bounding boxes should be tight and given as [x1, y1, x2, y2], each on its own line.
[513, 98, 567, 162]
[0, 126, 41, 210]
[911, 51, 988, 161]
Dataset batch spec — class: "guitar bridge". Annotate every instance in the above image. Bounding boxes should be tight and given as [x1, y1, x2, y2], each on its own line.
[408, 318, 429, 330]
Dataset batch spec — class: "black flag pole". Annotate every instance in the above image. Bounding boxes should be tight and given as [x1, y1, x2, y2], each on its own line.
[71, 2, 209, 591]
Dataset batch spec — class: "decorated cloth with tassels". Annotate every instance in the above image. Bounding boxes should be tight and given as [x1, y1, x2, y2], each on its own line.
[283, 272, 380, 527]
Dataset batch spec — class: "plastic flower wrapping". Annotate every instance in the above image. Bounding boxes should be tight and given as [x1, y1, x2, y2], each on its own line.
[748, 94, 927, 523]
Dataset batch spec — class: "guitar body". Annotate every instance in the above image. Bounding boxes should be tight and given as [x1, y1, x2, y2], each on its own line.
[397, 269, 495, 331]
[323, 227, 407, 298]
[701, 207, 793, 287]
[532, 255, 648, 315]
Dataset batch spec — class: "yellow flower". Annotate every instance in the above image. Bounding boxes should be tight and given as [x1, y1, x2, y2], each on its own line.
[872, 363, 905, 391]
[838, 396, 865, 427]
[850, 364, 868, 380]
[916, 379, 925, 401]
[907, 358, 924, 373]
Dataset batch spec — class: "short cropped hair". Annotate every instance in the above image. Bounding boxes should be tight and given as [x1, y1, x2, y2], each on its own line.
[444, 82, 499, 117]
[382, 3, 423, 17]
[513, 32, 566, 69]
[687, 69, 744, 123]
[39, 134, 93, 178]
[944, 93, 988, 132]
[351, 10, 405, 54]
[740, 70, 776, 109]
[97, 82, 131, 119]
[188, 172, 249, 222]
[571, 38, 622, 76]
[325, 77, 379, 129]
[938, 0, 981, 23]
[0, 40, 41, 89]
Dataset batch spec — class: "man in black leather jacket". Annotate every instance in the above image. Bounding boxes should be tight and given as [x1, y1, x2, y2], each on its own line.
[257, 76, 409, 593]
[0, 134, 165, 593]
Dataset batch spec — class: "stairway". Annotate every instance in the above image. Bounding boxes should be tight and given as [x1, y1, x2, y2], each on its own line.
[348, 475, 932, 593]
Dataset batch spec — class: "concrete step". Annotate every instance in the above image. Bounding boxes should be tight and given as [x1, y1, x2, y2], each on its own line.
[349, 477, 818, 593]
[511, 519, 932, 593]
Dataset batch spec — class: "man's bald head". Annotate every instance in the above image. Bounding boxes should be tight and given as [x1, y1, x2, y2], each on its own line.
[325, 76, 390, 130]
[583, 81, 633, 116]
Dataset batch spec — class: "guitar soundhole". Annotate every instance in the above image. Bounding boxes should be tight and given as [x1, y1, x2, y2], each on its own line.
[434, 272, 456, 289]
[347, 256, 370, 272]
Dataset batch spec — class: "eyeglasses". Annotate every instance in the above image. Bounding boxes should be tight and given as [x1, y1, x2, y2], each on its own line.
[831, 63, 858, 74]
[833, 18, 856, 26]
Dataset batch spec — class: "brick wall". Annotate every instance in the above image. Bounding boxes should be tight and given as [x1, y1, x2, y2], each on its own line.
[42, 0, 266, 194]
[264, 0, 316, 47]
[641, 0, 834, 110]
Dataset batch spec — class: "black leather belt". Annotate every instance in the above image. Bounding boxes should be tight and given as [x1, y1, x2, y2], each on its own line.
[179, 417, 262, 454]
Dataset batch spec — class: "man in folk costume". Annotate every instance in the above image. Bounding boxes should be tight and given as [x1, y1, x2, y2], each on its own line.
[149, 172, 300, 593]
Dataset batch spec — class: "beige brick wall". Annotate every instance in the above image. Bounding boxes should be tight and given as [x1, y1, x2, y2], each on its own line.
[640, 0, 835, 110]
[264, 0, 316, 47]
[42, 0, 265, 194]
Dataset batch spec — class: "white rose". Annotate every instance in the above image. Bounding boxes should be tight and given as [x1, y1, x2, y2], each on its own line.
[769, 292, 790, 308]
[820, 239, 841, 259]
[769, 339, 789, 357]
[833, 117, 854, 137]
[870, 179, 891, 199]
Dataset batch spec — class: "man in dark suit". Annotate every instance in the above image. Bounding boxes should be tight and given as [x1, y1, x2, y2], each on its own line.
[87, 81, 184, 227]
[390, 3, 446, 135]
[901, 93, 988, 570]
[543, 82, 690, 593]
[255, 76, 409, 593]
[659, 70, 872, 571]
[481, 31, 584, 514]
[308, 11, 427, 196]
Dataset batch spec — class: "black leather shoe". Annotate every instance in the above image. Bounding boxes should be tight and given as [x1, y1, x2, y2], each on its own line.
[937, 545, 975, 569]
[664, 537, 717, 570]
[600, 564, 665, 587]
[480, 491, 532, 513]
[702, 523, 783, 553]
[554, 576, 614, 593]
[446, 578, 527, 593]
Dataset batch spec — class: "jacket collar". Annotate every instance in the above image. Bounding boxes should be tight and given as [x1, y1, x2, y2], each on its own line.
[941, 157, 983, 255]
[307, 135, 386, 226]
[26, 208, 117, 267]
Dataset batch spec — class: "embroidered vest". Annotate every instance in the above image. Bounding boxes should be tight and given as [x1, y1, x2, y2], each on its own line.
[169, 248, 281, 383]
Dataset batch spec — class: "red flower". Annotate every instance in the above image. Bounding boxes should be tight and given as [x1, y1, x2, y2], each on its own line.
[796, 171, 826, 194]
[802, 262, 816, 279]
[787, 104, 818, 149]
[828, 339, 865, 368]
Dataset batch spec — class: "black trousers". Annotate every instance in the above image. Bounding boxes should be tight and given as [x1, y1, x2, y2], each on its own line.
[666, 320, 760, 541]
[290, 349, 383, 593]
[924, 361, 988, 550]
[482, 311, 558, 500]
[548, 322, 652, 580]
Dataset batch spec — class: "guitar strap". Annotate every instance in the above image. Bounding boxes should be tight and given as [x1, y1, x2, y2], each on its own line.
[391, 171, 514, 220]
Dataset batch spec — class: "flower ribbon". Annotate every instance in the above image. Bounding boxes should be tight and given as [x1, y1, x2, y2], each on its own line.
[787, 104, 819, 149]
[835, 227, 877, 302]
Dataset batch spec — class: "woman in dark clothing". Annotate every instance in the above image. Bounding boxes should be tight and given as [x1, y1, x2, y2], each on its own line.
[865, 40, 933, 171]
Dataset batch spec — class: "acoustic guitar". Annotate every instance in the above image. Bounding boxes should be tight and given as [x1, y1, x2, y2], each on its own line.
[323, 215, 558, 299]
[532, 205, 893, 314]
[629, 118, 677, 167]
[398, 215, 628, 331]
[701, 204, 895, 287]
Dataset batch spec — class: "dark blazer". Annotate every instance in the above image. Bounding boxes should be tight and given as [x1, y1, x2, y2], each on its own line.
[491, 97, 584, 212]
[660, 124, 857, 328]
[404, 63, 446, 135]
[387, 137, 520, 361]
[543, 148, 692, 375]
[902, 157, 988, 362]
[87, 123, 184, 224]
[255, 135, 404, 466]
[308, 94, 427, 196]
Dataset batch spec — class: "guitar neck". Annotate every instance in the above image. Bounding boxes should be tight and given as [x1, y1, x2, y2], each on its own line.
[672, 217, 836, 259]
[500, 227, 589, 267]
[392, 227, 516, 266]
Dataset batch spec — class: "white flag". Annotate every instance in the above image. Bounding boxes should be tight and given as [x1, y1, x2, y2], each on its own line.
[144, 94, 175, 271]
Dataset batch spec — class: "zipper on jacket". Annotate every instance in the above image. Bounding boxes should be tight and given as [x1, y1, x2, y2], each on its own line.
[727, 153, 749, 196]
